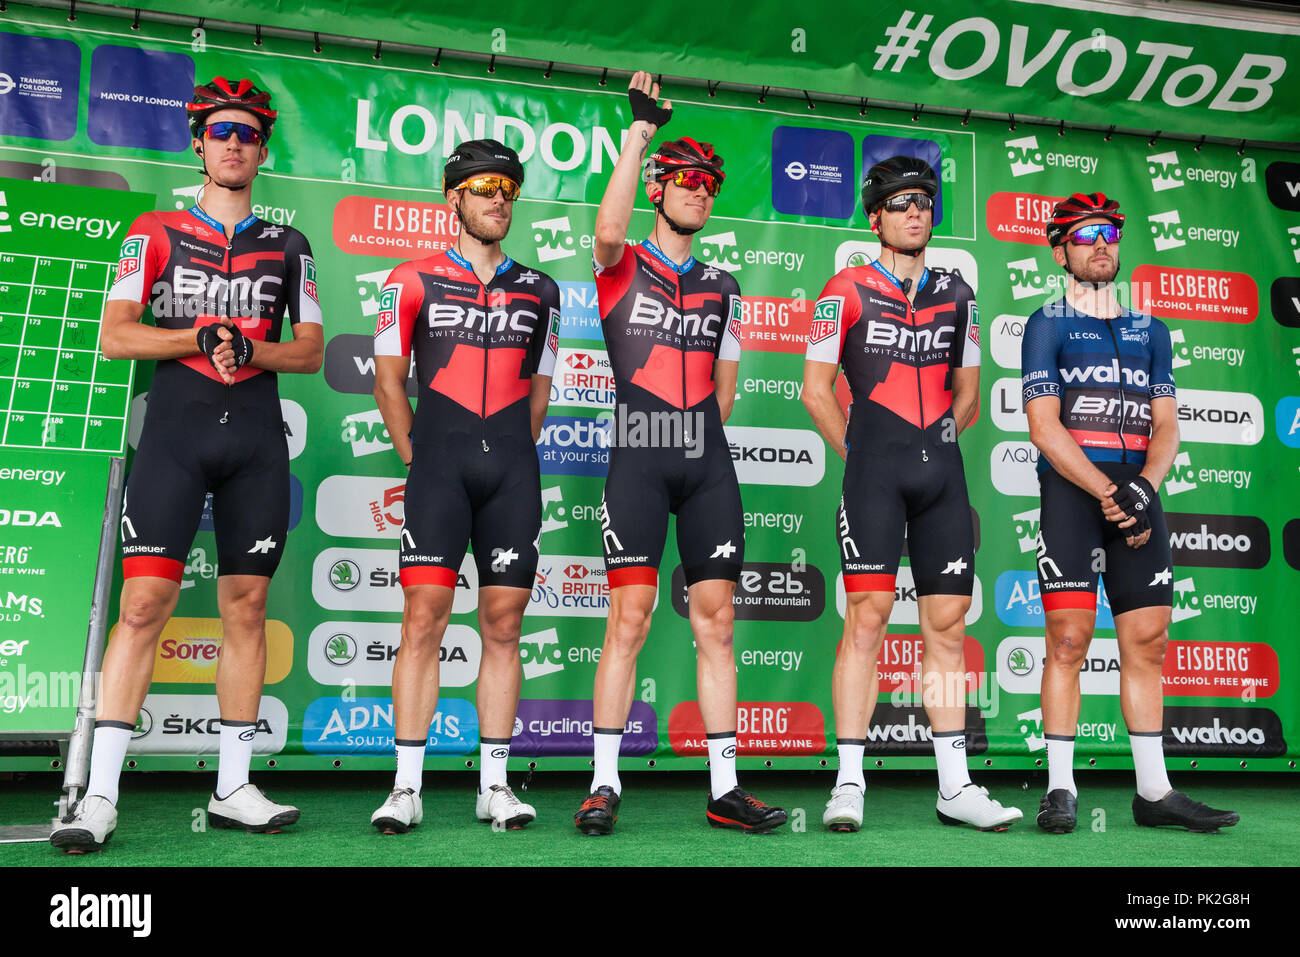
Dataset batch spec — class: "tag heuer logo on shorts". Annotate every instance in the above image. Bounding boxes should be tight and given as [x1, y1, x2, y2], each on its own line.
[374, 286, 398, 336]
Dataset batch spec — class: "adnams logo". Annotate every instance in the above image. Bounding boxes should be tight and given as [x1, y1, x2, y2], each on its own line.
[1004, 135, 1097, 178]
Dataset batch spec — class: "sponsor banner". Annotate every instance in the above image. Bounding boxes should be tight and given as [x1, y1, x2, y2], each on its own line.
[1163, 640, 1278, 698]
[322, 333, 417, 396]
[990, 377, 1025, 432]
[528, 555, 623, 618]
[735, 296, 814, 353]
[984, 191, 1063, 246]
[312, 548, 478, 613]
[1013, 707, 1125, 752]
[771, 125, 856, 219]
[1162, 706, 1287, 756]
[835, 567, 985, 627]
[1264, 161, 1300, 213]
[1276, 397, 1300, 448]
[1131, 266, 1258, 324]
[315, 474, 406, 539]
[136, 617, 294, 685]
[668, 700, 826, 755]
[725, 425, 825, 487]
[995, 571, 1114, 629]
[301, 695, 478, 754]
[536, 415, 610, 477]
[1271, 277, 1300, 329]
[332, 195, 458, 258]
[1176, 389, 1265, 446]
[990, 313, 1027, 370]
[306, 621, 481, 688]
[340, 408, 393, 458]
[550, 347, 616, 410]
[510, 699, 657, 756]
[871, 634, 985, 695]
[861, 702, 987, 755]
[1162, 451, 1254, 497]
[990, 441, 1041, 496]
[556, 281, 603, 340]
[1166, 513, 1270, 569]
[0, 33, 80, 141]
[671, 562, 825, 622]
[127, 694, 288, 755]
[996, 636, 1121, 696]
[86, 45, 193, 151]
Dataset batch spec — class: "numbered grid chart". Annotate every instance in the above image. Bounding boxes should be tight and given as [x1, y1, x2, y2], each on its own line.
[0, 253, 134, 453]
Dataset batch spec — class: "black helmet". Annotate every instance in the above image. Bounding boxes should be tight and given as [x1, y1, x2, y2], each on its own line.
[187, 77, 277, 140]
[860, 155, 938, 215]
[1046, 192, 1124, 246]
[643, 136, 725, 186]
[443, 138, 525, 192]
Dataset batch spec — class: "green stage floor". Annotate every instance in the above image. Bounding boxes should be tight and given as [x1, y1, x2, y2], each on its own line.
[1, 770, 1293, 867]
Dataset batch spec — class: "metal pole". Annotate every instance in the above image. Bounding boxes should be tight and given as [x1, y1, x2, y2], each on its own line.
[57, 455, 126, 820]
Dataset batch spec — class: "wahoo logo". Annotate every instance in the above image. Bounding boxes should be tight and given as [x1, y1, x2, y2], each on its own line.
[1149, 210, 1186, 252]
[374, 285, 398, 336]
[808, 297, 841, 344]
[115, 236, 144, 280]
[1289, 225, 1300, 264]
[1007, 257, 1047, 301]
[1061, 363, 1149, 388]
[519, 628, 564, 679]
[1165, 451, 1198, 496]
[1011, 507, 1040, 553]
[698, 231, 742, 272]
[1172, 576, 1200, 623]
[1005, 135, 1045, 177]
[533, 215, 577, 263]
[1147, 150, 1184, 192]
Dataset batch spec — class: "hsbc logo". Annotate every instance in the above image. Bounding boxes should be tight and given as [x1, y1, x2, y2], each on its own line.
[1004, 135, 1097, 178]
[564, 564, 587, 579]
[566, 352, 594, 369]
[698, 231, 743, 272]
[533, 215, 578, 263]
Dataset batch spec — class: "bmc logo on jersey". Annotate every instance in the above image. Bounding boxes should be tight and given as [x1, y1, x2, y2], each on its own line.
[807, 297, 841, 344]
[116, 236, 144, 279]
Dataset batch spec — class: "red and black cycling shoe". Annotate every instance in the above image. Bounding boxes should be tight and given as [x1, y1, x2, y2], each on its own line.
[706, 787, 787, 832]
[574, 786, 620, 836]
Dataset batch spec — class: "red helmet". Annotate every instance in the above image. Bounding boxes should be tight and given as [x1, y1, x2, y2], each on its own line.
[643, 136, 725, 187]
[187, 77, 277, 140]
[1047, 192, 1124, 246]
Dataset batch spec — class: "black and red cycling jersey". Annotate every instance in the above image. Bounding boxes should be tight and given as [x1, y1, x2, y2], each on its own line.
[805, 260, 978, 459]
[373, 248, 559, 447]
[593, 240, 742, 415]
[106, 207, 322, 582]
[593, 241, 746, 589]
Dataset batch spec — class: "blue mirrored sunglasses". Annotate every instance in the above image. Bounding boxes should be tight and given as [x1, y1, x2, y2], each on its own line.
[202, 121, 264, 145]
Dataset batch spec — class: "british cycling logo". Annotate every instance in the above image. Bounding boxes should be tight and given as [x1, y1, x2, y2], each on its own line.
[1146, 150, 1244, 192]
[1004, 135, 1098, 178]
[1148, 209, 1240, 252]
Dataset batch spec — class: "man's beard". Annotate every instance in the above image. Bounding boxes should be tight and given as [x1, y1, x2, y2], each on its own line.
[458, 204, 510, 244]
[1070, 250, 1120, 286]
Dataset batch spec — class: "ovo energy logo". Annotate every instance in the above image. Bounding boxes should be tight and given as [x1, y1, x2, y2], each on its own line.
[1006, 257, 1061, 301]
[1288, 226, 1300, 264]
[1149, 210, 1185, 252]
[0, 190, 11, 234]
[1004, 135, 1097, 178]
[533, 215, 577, 263]
[699, 231, 743, 272]
[1147, 150, 1244, 193]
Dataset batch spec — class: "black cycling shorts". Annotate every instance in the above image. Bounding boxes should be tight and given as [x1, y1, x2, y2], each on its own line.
[120, 395, 289, 581]
[1036, 461, 1173, 615]
[838, 446, 975, 597]
[600, 439, 744, 589]
[398, 431, 541, 590]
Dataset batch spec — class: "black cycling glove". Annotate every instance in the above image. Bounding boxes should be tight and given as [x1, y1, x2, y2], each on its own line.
[629, 87, 672, 128]
[1111, 475, 1156, 521]
[197, 321, 253, 373]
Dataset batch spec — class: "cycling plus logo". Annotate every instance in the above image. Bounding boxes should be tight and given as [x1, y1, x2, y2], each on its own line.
[533, 215, 577, 263]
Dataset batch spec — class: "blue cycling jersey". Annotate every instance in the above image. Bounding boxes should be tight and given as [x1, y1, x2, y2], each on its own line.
[1020, 298, 1175, 475]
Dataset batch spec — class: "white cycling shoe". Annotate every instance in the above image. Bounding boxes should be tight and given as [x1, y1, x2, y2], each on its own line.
[936, 783, 1023, 831]
[50, 795, 118, 853]
[476, 783, 536, 829]
[823, 783, 865, 832]
[208, 784, 300, 833]
[371, 787, 423, 834]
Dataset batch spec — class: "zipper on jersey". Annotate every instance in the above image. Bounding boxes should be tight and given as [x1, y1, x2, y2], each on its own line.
[908, 295, 928, 463]
[220, 234, 234, 425]
[481, 288, 491, 453]
[678, 277, 690, 446]
[1103, 318, 1130, 464]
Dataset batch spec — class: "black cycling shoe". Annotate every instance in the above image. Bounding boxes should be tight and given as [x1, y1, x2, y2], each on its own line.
[574, 786, 620, 836]
[1036, 788, 1078, 834]
[1132, 790, 1239, 832]
[706, 787, 787, 832]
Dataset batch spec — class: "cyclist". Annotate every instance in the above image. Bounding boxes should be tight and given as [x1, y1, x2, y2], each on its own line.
[369, 139, 558, 833]
[803, 155, 1022, 832]
[573, 72, 785, 835]
[52, 77, 323, 852]
[1024, 192, 1238, 833]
